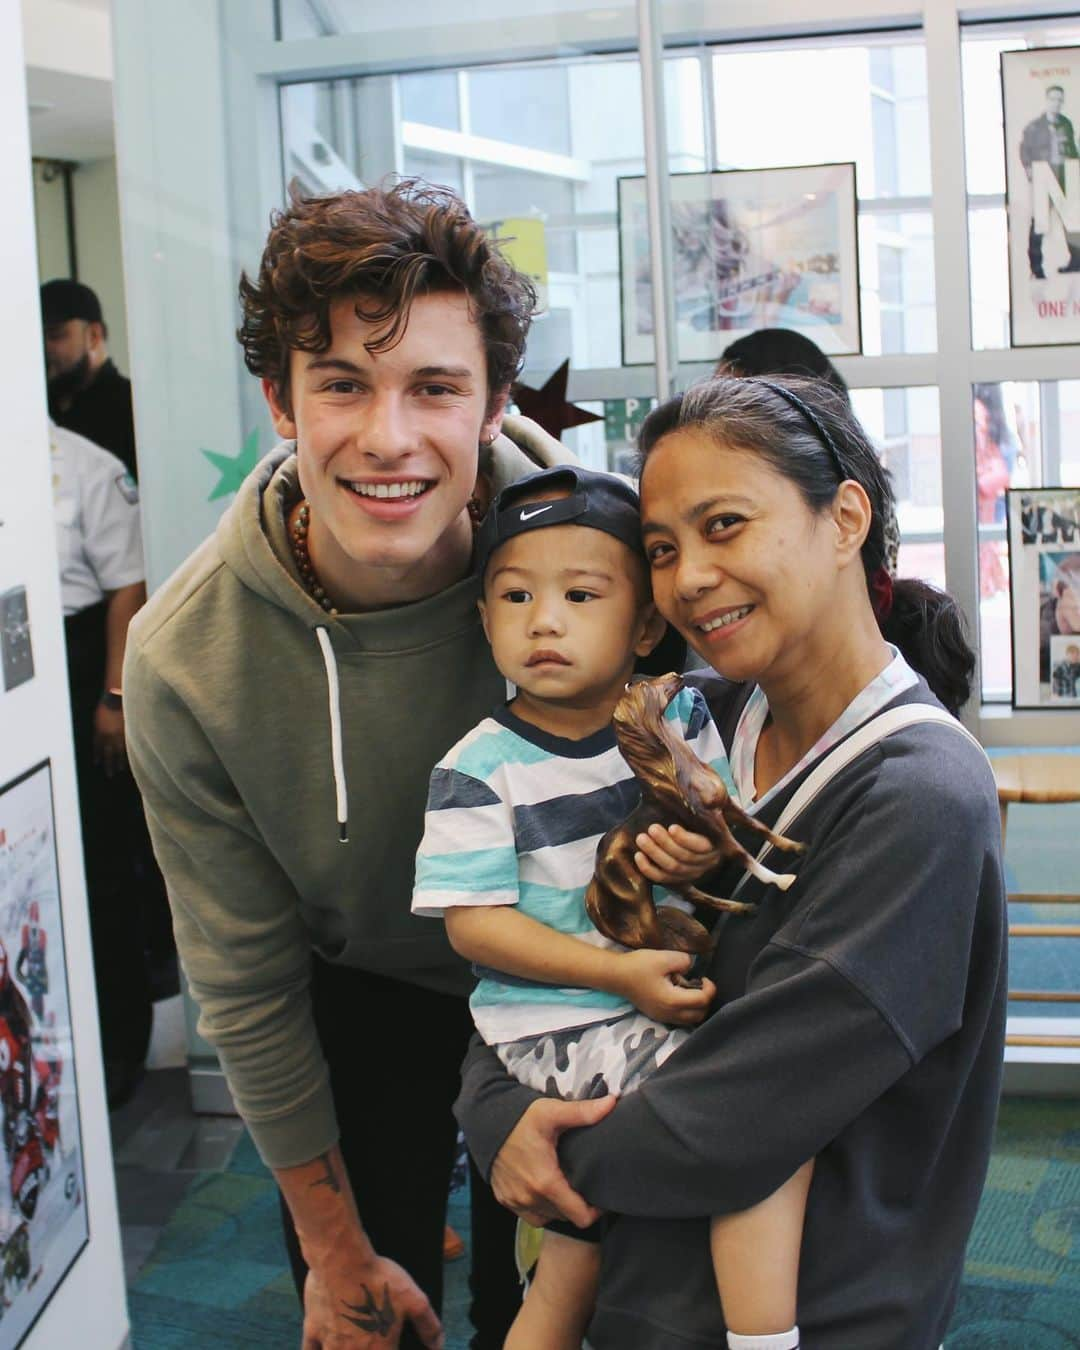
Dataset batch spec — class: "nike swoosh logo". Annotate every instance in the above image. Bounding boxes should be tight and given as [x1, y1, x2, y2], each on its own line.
[519, 505, 553, 521]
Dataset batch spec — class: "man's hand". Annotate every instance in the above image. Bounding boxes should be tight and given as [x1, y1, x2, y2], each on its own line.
[280, 1146, 441, 1350]
[634, 822, 723, 885]
[490, 1095, 617, 1228]
[301, 1253, 443, 1350]
[612, 948, 716, 1025]
[93, 702, 128, 777]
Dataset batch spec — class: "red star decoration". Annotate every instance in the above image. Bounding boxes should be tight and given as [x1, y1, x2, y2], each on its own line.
[512, 359, 604, 441]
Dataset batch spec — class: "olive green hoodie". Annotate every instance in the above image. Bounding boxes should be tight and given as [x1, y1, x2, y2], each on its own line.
[124, 417, 568, 1168]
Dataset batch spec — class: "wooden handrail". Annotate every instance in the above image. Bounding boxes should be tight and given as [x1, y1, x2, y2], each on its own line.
[1008, 893, 1080, 904]
[1007, 1033, 1080, 1048]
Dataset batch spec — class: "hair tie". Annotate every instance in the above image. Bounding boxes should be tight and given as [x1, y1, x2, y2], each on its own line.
[870, 566, 894, 622]
[752, 378, 847, 481]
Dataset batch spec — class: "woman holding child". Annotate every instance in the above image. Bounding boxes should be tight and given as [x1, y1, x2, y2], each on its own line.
[454, 375, 1008, 1349]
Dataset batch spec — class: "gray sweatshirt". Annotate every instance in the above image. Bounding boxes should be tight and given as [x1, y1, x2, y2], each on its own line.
[457, 673, 1008, 1350]
[124, 418, 568, 1169]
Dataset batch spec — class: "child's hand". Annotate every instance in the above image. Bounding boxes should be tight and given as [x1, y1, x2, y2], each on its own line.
[614, 949, 716, 1025]
[634, 823, 724, 887]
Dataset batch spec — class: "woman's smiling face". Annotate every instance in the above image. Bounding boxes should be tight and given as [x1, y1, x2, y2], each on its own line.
[640, 427, 842, 686]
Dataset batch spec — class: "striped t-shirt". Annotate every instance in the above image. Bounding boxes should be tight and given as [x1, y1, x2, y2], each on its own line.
[412, 686, 735, 1044]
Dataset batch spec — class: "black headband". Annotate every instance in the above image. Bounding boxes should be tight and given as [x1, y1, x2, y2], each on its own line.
[752, 378, 847, 481]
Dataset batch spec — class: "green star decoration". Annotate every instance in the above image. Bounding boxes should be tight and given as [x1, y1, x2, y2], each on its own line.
[202, 429, 261, 501]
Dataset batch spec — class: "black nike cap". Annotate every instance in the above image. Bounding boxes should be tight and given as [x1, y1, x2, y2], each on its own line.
[475, 465, 644, 579]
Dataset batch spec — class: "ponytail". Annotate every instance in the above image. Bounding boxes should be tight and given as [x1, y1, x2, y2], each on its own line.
[880, 579, 975, 716]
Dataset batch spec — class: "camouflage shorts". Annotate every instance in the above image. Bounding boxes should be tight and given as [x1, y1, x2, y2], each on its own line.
[495, 1011, 690, 1101]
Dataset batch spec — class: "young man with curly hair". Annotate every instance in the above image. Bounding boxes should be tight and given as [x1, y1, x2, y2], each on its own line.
[124, 181, 570, 1349]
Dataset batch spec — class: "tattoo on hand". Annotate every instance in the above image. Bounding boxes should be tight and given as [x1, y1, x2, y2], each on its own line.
[310, 1153, 341, 1194]
[342, 1283, 395, 1337]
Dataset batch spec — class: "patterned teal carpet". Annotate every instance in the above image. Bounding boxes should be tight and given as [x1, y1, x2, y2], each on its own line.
[128, 1096, 1080, 1348]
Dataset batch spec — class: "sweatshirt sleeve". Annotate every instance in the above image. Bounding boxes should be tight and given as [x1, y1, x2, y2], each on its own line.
[124, 632, 337, 1170]
[460, 727, 1004, 1218]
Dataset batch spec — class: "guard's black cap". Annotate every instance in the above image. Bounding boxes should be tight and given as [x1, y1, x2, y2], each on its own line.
[475, 465, 644, 579]
[40, 279, 103, 326]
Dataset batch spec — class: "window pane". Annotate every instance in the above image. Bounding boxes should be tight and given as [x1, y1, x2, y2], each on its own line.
[401, 72, 459, 131]
[471, 167, 576, 272]
[973, 382, 1043, 701]
[1059, 381, 1080, 484]
[858, 211, 936, 356]
[468, 67, 571, 155]
[281, 82, 362, 195]
[710, 38, 934, 355]
[850, 386, 945, 590]
[976, 383, 1027, 697]
[711, 43, 930, 197]
[973, 381, 1080, 700]
[975, 380, 1080, 700]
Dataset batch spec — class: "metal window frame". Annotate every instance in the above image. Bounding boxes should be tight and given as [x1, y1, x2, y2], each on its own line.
[223, 0, 1080, 746]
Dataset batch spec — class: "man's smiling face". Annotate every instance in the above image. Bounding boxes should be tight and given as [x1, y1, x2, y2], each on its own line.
[265, 289, 506, 607]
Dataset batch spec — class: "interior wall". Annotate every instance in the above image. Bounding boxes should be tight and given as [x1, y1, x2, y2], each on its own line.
[72, 158, 130, 374]
[31, 163, 70, 280]
[2, 7, 129, 1348]
[32, 155, 131, 377]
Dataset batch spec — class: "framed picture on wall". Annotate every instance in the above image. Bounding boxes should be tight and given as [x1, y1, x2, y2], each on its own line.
[1007, 487, 1080, 708]
[617, 161, 861, 367]
[0, 760, 88, 1346]
[1001, 46, 1080, 346]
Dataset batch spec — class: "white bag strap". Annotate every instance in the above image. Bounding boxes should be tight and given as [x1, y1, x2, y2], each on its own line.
[731, 703, 985, 897]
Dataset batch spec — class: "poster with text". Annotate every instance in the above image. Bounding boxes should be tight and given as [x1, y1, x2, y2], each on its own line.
[0, 762, 86, 1346]
[618, 162, 860, 366]
[1002, 46, 1080, 345]
[1007, 487, 1080, 707]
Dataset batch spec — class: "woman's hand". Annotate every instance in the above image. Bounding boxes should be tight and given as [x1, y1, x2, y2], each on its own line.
[613, 949, 716, 1025]
[490, 1096, 618, 1228]
[634, 822, 724, 886]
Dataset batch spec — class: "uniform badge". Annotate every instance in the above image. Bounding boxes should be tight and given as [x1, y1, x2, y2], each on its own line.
[115, 472, 139, 506]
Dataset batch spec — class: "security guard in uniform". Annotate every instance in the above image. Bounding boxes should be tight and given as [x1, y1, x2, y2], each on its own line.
[41, 280, 138, 480]
[52, 421, 153, 1106]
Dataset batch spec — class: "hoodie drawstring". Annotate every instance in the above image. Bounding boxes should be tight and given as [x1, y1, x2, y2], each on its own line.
[315, 627, 349, 842]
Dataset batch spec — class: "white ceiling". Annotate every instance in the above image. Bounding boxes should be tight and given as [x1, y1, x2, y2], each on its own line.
[27, 65, 115, 160]
[23, 0, 115, 160]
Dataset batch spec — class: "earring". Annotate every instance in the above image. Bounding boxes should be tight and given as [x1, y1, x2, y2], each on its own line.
[467, 498, 485, 527]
